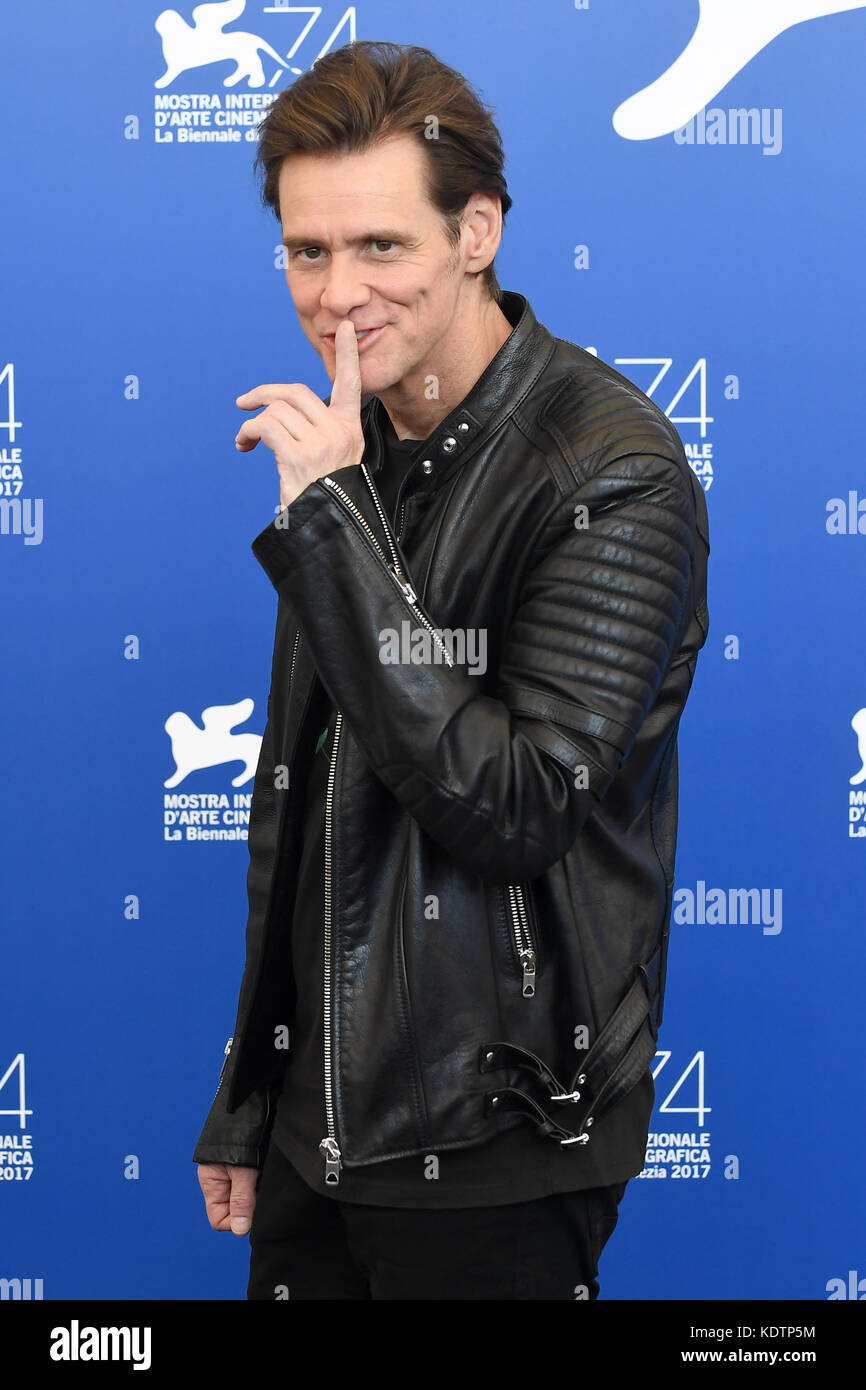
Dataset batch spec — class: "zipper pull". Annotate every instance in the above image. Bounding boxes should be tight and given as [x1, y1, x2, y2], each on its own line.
[388, 565, 416, 603]
[519, 949, 537, 997]
[319, 1136, 342, 1185]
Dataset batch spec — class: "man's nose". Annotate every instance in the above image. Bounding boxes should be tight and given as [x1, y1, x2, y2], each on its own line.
[319, 254, 370, 319]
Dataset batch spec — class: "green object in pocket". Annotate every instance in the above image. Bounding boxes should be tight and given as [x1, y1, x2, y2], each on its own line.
[315, 724, 329, 756]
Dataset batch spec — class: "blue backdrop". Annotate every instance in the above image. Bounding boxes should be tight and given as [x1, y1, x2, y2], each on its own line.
[2, 0, 865, 1301]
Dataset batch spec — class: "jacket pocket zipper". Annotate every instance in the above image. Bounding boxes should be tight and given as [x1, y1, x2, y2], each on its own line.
[319, 710, 344, 1186]
[506, 884, 538, 997]
[321, 470, 455, 669]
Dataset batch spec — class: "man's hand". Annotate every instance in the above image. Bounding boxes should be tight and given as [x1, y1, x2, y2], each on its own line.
[234, 317, 365, 510]
[197, 1162, 259, 1236]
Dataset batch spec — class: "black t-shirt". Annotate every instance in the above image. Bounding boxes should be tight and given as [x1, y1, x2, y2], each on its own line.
[269, 407, 654, 1206]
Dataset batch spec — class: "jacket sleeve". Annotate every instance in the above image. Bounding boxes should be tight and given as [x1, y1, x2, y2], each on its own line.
[192, 1040, 278, 1168]
[250, 451, 699, 884]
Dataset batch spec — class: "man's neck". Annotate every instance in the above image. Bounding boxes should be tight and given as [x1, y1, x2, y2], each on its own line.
[378, 291, 514, 441]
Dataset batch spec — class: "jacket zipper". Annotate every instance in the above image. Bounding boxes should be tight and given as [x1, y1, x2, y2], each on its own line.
[211, 1035, 233, 1104]
[321, 470, 454, 669]
[316, 469, 452, 1183]
[507, 884, 537, 997]
[319, 709, 344, 1185]
[287, 627, 300, 690]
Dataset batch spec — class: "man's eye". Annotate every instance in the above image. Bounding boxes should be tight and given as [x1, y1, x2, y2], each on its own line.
[293, 243, 394, 260]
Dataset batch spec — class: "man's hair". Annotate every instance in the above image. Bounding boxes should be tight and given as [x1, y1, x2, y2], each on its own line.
[253, 39, 512, 304]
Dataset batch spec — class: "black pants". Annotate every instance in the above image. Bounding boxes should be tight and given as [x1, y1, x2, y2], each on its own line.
[247, 1140, 628, 1301]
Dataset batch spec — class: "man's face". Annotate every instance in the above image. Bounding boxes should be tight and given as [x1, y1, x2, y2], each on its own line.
[277, 133, 475, 397]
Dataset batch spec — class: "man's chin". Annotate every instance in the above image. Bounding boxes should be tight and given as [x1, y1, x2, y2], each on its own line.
[355, 363, 397, 396]
[321, 354, 398, 397]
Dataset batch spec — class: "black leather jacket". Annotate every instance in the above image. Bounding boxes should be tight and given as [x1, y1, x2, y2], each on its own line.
[192, 290, 710, 1184]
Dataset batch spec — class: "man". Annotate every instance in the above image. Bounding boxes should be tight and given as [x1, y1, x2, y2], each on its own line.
[194, 39, 710, 1301]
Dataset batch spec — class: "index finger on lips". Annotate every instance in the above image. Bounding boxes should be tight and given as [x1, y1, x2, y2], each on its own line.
[328, 319, 362, 422]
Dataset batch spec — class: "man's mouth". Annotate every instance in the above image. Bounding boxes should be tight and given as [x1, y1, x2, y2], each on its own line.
[323, 325, 385, 352]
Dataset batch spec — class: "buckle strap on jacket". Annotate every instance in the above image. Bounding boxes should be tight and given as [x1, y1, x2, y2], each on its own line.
[479, 1016, 656, 1148]
[482, 1086, 590, 1146]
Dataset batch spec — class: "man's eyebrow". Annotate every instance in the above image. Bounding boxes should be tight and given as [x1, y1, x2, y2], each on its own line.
[280, 230, 409, 250]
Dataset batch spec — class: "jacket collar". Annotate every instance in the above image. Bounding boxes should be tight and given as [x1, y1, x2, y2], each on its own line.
[362, 290, 555, 494]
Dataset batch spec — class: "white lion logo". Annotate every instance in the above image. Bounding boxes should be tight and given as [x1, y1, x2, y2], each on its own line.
[155, 0, 292, 89]
[851, 708, 866, 786]
[164, 697, 263, 788]
[614, 0, 866, 140]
